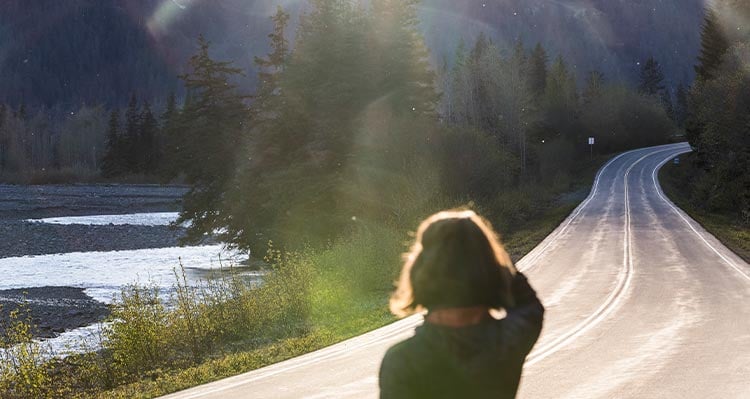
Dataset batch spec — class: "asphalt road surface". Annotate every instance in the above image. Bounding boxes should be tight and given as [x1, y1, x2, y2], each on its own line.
[162, 143, 750, 399]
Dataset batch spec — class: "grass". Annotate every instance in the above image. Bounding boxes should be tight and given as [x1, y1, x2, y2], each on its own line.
[659, 157, 750, 263]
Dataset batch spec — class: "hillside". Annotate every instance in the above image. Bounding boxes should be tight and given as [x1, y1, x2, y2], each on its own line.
[0, 0, 704, 109]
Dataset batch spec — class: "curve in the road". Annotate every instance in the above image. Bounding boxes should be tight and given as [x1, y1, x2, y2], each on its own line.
[518, 149, 632, 272]
[525, 147, 678, 366]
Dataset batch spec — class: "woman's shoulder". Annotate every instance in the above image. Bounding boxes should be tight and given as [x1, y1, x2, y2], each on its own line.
[383, 334, 421, 364]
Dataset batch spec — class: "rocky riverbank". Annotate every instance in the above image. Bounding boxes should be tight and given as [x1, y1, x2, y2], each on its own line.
[0, 221, 187, 258]
[0, 184, 190, 341]
[0, 287, 109, 340]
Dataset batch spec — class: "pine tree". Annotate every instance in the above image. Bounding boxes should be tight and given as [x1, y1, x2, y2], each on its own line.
[695, 8, 729, 82]
[547, 57, 578, 106]
[511, 39, 527, 70]
[370, 0, 438, 115]
[253, 6, 290, 117]
[174, 35, 248, 244]
[583, 70, 605, 104]
[15, 103, 27, 121]
[674, 83, 688, 127]
[528, 43, 548, 99]
[138, 102, 158, 173]
[638, 57, 665, 96]
[469, 32, 490, 63]
[661, 89, 675, 121]
[159, 92, 178, 176]
[0, 104, 7, 173]
[123, 94, 139, 173]
[101, 110, 123, 177]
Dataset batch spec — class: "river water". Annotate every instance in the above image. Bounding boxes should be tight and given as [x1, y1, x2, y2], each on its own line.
[6, 211, 255, 356]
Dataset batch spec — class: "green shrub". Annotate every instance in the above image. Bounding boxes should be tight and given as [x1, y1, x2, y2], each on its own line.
[0, 305, 55, 399]
[103, 285, 170, 380]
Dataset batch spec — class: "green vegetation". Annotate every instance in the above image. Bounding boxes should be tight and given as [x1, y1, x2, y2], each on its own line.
[661, 1, 750, 264]
[660, 154, 750, 263]
[685, 1, 750, 225]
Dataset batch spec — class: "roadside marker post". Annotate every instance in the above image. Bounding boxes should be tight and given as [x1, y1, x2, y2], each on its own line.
[588, 137, 595, 160]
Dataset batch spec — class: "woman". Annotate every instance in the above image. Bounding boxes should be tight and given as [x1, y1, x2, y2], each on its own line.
[379, 210, 544, 399]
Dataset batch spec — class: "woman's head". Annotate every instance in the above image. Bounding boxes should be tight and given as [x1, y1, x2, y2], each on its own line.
[390, 210, 517, 317]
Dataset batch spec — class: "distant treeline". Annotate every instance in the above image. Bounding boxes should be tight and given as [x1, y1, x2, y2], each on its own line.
[0, 99, 170, 183]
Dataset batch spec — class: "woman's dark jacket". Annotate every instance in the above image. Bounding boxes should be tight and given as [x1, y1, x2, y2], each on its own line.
[379, 272, 544, 399]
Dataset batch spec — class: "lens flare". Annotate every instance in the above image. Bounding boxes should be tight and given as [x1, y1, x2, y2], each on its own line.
[147, 0, 194, 37]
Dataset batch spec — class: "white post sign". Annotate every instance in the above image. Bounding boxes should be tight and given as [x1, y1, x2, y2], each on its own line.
[588, 137, 595, 159]
[588, 137, 595, 145]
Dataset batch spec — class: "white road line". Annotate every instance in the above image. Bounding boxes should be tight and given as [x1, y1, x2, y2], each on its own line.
[518, 149, 633, 271]
[524, 147, 677, 367]
[651, 150, 750, 283]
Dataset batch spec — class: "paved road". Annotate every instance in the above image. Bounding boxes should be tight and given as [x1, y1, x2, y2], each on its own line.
[162, 143, 750, 399]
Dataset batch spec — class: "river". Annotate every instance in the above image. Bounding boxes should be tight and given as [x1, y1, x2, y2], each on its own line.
[0, 184, 255, 356]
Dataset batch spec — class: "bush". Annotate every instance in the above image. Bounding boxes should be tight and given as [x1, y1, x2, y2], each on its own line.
[0, 305, 55, 399]
[104, 285, 170, 380]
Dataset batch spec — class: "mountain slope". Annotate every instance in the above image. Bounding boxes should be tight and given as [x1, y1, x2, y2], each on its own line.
[0, 0, 703, 109]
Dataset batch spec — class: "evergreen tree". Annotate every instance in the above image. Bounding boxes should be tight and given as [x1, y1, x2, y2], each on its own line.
[101, 110, 123, 177]
[253, 6, 290, 118]
[173, 35, 248, 244]
[695, 8, 729, 82]
[159, 92, 179, 176]
[661, 89, 675, 121]
[0, 104, 7, 172]
[542, 56, 580, 144]
[511, 39, 527, 70]
[123, 94, 140, 172]
[370, 0, 438, 115]
[583, 70, 605, 104]
[469, 32, 490, 63]
[15, 103, 26, 121]
[546, 57, 578, 106]
[638, 57, 666, 96]
[674, 83, 688, 127]
[528, 43, 548, 99]
[138, 102, 158, 172]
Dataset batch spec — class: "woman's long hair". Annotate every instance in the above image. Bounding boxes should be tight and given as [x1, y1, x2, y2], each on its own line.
[390, 210, 517, 317]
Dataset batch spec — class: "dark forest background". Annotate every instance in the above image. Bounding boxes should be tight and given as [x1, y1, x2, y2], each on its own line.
[1, 0, 704, 109]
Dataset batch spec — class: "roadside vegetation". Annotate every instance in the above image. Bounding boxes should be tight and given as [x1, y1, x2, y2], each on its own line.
[662, 1, 750, 261]
[661, 155, 750, 263]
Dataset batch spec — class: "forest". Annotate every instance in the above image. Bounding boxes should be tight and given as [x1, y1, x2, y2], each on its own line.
[683, 0, 750, 223]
